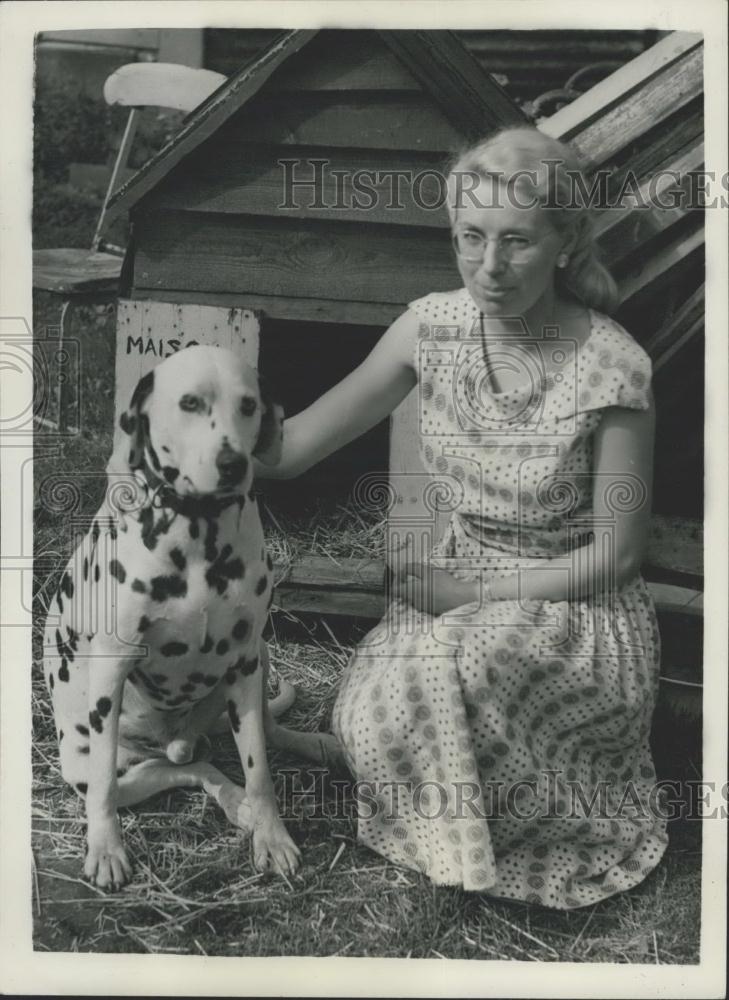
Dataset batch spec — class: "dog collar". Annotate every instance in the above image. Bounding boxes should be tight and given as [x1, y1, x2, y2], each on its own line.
[136, 458, 246, 520]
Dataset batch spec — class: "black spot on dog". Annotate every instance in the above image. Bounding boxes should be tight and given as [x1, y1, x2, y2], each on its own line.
[161, 444, 170, 454]
[151, 673, 168, 684]
[247, 755, 254, 769]
[59, 729, 64, 742]
[97, 697, 112, 718]
[91, 520, 100, 544]
[60, 572, 74, 599]
[162, 466, 180, 484]
[255, 575, 268, 596]
[170, 547, 186, 572]
[116, 767, 127, 778]
[58, 659, 69, 682]
[150, 574, 187, 602]
[78, 745, 89, 755]
[266, 553, 274, 572]
[189, 519, 199, 540]
[203, 675, 218, 687]
[200, 634, 214, 654]
[76, 724, 89, 737]
[166, 695, 187, 707]
[94, 564, 101, 583]
[83, 556, 89, 581]
[89, 710, 103, 733]
[181, 683, 195, 693]
[75, 782, 88, 796]
[189, 671, 205, 684]
[138, 615, 150, 632]
[110, 521, 118, 541]
[232, 619, 249, 641]
[49, 673, 55, 690]
[66, 625, 79, 649]
[225, 666, 237, 685]
[147, 441, 162, 472]
[161, 641, 188, 657]
[109, 559, 126, 583]
[204, 519, 219, 563]
[120, 411, 136, 435]
[205, 544, 244, 596]
[216, 639, 229, 656]
[241, 656, 259, 676]
[56, 592, 63, 614]
[227, 700, 241, 734]
[132, 578, 147, 593]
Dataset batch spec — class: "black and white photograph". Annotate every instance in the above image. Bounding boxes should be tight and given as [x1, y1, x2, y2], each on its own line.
[0, 1, 726, 995]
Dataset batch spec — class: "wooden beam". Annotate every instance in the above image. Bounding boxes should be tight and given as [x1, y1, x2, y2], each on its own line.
[130, 288, 403, 327]
[540, 32, 702, 143]
[645, 285, 704, 375]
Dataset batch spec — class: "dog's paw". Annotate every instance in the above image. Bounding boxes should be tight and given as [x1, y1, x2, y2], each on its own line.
[84, 821, 133, 891]
[252, 815, 301, 877]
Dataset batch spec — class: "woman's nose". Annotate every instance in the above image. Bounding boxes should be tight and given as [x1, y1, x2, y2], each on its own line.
[479, 239, 506, 275]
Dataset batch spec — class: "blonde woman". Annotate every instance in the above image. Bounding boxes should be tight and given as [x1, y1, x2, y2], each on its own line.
[260, 126, 666, 909]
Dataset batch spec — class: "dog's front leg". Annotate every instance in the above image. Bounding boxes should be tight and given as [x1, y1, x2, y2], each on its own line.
[226, 654, 301, 876]
[84, 652, 133, 890]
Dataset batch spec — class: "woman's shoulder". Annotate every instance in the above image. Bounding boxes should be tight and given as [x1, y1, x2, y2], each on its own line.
[586, 309, 652, 370]
[407, 287, 475, 328]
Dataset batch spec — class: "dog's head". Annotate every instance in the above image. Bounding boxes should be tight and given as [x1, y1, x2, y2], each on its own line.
[111, 346, 283, 497]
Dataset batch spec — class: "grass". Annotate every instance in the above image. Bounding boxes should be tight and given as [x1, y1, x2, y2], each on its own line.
[31, 293, 702, 961]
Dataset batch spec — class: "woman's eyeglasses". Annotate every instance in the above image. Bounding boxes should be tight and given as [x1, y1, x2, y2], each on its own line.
[452, 229, 541, 264]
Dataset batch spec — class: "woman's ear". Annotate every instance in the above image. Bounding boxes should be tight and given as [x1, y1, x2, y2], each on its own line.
[254, 374, 284, 466]
[114, 369, 155, 472]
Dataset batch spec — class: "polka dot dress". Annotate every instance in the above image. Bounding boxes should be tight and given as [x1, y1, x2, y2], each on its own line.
[331, 288, 668, 909]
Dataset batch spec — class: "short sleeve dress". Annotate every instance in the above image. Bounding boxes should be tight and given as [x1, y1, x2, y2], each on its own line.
[331, 287, 668, 910]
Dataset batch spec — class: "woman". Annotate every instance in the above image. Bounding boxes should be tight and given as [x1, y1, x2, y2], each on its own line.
[260, 126, 667, 909]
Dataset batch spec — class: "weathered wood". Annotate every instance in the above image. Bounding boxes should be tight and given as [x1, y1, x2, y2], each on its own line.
[596, 140, 704, 268]
[130, 287, 403, 327]
[113, 300, 260, 453]
[645, 513, 703, 585]
[107, 30, 319, 222]
[556, 44, 703, 168]
[272, 553, 703, 622]
[149, 146, 452, 229]
[221, 92, 464, 152]
[540, 32, 701, 143]
[32, 249, 123, 295]
[132, 211, 460, 304]
[262, 29, 422, 92]
[378, 30, 526, 137]
[644, 285, 704, 375]
[616, 223, 703, 306]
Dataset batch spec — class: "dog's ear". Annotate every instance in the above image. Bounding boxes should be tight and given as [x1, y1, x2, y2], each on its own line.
[254, 374, 284, 465]
[114, 369, 155, 472]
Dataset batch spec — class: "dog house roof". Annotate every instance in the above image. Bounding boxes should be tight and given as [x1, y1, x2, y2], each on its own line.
[106, 27, 525, 221]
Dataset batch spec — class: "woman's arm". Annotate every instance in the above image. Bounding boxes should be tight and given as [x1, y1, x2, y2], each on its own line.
[255, 309, 419, 480]
[488, 392, 656, 602]
[395, 393, 656, 612]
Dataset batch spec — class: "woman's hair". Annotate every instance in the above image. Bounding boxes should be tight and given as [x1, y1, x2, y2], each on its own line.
[446, 125, 618, 314]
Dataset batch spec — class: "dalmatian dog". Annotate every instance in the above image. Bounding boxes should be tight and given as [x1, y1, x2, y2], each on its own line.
[43, 345, 343, 891]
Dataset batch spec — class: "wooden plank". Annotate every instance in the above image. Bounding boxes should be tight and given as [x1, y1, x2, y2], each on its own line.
[646, 285, 704, 374]
[113, 299, 260, 453]
[130, 288, 403, 327]
[32, 249, 123, 295]
[262, 29, 422, 92]
[617, 223, 703, 305]
[540, 32, 702, 141]
[221, 92, 465, 152]
[595, 140, 704, 268]
[379, 30, 525, 137]
[271, 553, 703, 622]
[149, 146, 452, 229]
[563, 45, 703, 168]
[107, 30, 319, 222]
[132, 211, 461, 304]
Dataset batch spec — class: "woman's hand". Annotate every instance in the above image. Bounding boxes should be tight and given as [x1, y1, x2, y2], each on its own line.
[390, 562, 478, 616]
